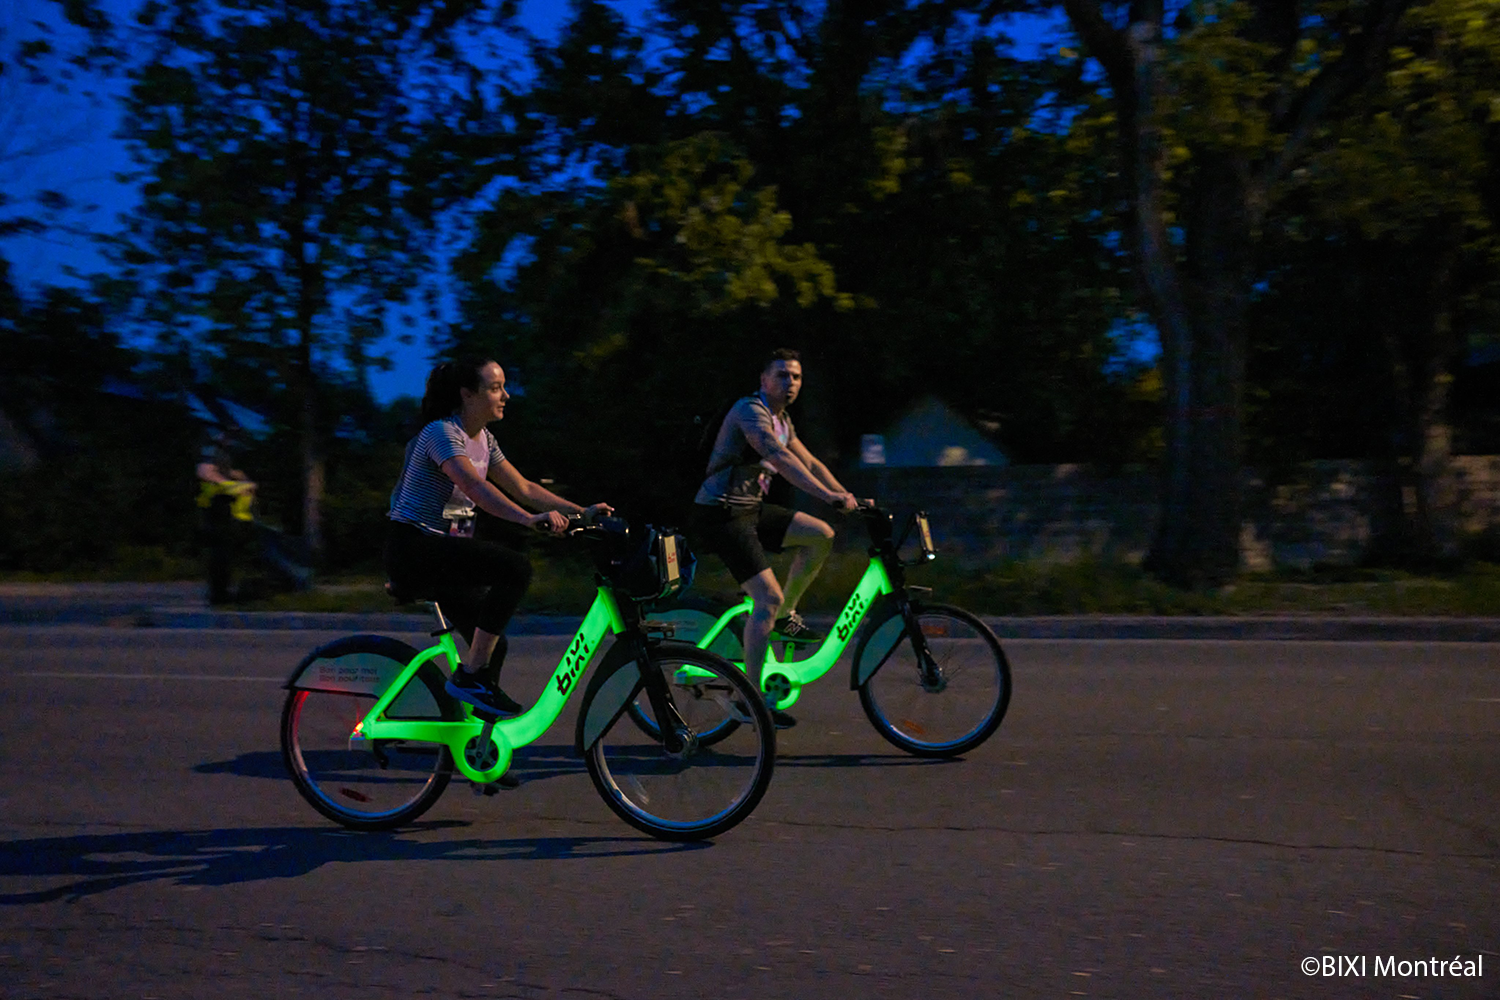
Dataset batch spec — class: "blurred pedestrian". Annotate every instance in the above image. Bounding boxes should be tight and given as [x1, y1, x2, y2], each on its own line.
[196, 429, 257, 605]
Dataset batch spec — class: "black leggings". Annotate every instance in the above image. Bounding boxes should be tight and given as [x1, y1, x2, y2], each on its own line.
[385, 521, 533, 647]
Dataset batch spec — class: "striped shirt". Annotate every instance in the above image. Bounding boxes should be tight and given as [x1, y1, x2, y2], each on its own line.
[388, 417, 505, 535]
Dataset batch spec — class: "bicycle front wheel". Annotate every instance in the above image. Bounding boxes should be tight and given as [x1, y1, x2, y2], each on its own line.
[585, 642, 774, 841]
[281, 636, 457, 831]
[856, 604, 1011, 758]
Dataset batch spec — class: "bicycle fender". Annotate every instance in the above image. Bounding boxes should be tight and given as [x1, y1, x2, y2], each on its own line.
[575, 639, 647, 754]
[849, 596, 908, 690]
[283, 634, 421, 694]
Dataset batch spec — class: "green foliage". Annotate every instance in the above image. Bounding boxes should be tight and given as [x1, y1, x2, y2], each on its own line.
[1246, 0, 1500, 467]
[449, 0, 1159, 536]
[0, 282, 201, 573]
[616, 133, 852, 313]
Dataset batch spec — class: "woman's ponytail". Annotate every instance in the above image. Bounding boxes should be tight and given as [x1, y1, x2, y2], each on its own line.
[419, 356, 496, 425]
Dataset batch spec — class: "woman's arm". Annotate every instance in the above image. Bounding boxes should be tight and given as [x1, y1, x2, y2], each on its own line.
[441, 456, 568, 531]
[488, 459, 612, 519]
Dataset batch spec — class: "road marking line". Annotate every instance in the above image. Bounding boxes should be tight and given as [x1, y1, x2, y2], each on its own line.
[19, 671, 282, 682]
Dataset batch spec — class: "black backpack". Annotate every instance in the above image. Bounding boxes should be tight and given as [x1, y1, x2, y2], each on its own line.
[692, 396, 747, 482]
[684, 395, 792, 509]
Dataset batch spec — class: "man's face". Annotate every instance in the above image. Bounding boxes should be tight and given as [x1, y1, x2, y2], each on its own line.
[760, 359, 802, 408]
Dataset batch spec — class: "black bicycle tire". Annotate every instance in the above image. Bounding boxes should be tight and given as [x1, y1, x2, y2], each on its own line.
[855, 603, 1011, 758]
[280, 636, 458, 831]
[584, 641, 775, 841]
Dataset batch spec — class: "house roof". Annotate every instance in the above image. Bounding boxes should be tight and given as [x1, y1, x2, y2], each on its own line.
[863, 396, 1007, 468]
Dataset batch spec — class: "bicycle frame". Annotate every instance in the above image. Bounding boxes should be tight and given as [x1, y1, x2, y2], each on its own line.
[344, 586, 627, 785]
[686, 558, 895, 708]
[681, 508, 935, 709]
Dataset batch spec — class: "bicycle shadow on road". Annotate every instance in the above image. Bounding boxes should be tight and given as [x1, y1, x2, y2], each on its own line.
[0, 825, 707, 905]
[194, 741, 590, 787]
[776, 753, 964, 770]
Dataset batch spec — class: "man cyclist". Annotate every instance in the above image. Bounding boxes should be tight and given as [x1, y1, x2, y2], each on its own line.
[688, 348, 858, 728]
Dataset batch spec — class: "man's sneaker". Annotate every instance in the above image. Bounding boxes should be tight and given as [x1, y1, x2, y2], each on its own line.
[770, 611, 824, 646]
[728, 695, 796, 729]
[446, 668, 523, 717]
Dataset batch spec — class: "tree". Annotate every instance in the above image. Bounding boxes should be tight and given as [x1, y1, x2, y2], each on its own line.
[1059, 0, 1415, 585]
[1248, 0, 1500, 561]
[452, 0, 1149, 526]
[0, 273, 201, 573]
[110, 0, 495, 559]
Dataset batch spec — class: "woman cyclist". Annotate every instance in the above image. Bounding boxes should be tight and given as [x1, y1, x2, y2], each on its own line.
[387, 356, 612, 720]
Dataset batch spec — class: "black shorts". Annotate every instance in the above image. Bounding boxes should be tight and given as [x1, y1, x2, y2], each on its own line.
[688, 502, 797, 585]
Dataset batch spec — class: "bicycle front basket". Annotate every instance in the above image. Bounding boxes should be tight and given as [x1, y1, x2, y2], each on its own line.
[615, 526, 696, 602]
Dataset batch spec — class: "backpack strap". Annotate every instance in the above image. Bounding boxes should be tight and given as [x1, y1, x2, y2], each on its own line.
[701, 395, 758, 479]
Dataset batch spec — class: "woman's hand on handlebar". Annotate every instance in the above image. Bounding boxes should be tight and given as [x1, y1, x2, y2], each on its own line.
[529, 510, 571, 533]
[583, 502, 614, 522]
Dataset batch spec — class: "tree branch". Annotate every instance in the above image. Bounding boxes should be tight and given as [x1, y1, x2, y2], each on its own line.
[1060, 0, 1132, 93]
[1262, 0, 1415, 196]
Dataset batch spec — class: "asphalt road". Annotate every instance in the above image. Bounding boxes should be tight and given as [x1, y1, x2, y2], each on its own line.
[1, 626, 1497, 999]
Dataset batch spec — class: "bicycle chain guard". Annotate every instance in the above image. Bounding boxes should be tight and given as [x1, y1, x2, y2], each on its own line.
[464, 733, 500, 771]
[761, 671, 798, 708]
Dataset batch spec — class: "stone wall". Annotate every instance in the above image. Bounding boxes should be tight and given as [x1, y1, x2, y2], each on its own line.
[842, 457, 1500, 569]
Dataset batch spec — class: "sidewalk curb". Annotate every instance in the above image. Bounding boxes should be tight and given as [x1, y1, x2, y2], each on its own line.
[0, 606, 581, 634]
[3, 603, 1499, 641]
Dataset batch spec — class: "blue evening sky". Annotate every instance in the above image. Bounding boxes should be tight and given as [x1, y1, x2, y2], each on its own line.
[2, 1, 1079, 402]
[1, 0, 648, 403]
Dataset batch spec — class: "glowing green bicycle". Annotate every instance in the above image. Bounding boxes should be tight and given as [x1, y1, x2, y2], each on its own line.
[280, 518, 775, 841]
[643, 505, 1012, 758]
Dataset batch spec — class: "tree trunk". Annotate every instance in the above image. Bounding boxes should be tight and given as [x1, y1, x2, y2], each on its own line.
[1146, 156, 1253, 587]
[292, 164, 324, 563]
[296, 285, 324, 561]
[1411, 237, 1461, 562]
[1104, 14, 1249, 588]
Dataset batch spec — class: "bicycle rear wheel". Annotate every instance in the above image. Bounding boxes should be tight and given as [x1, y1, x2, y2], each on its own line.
[281, 636, 457, 830]
[585, 642, 774, 841]
[856, 604, 1011, 758]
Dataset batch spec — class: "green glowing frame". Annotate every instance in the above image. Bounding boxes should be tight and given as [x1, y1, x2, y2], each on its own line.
[683, 558, 895, 709]
[345, 587, 625, 785]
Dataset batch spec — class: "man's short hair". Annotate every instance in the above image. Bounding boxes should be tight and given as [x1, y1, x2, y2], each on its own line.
[763, 347, 801, 372]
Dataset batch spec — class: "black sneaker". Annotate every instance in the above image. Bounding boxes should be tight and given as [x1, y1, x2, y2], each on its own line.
[446, 669, 523, 717]
[771, 612, 824, 646]
[729, 696, 796, 729]
[768, 706, 797, 730]
[473, 771, 522, 794]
